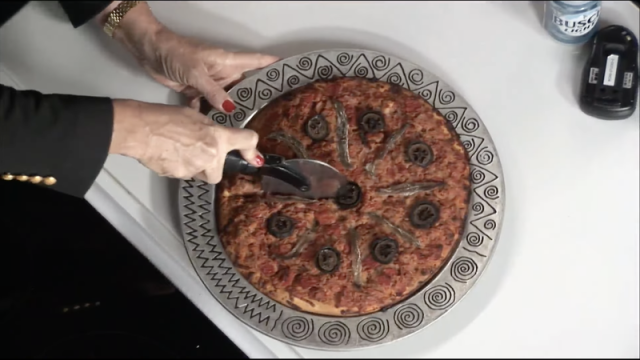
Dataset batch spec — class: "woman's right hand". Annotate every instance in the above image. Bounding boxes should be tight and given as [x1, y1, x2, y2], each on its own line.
[108, 99, 264, 183]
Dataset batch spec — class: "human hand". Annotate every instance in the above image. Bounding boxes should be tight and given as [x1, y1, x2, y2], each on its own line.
[111, 3, 279, 113]
[109, 99, 264, 183]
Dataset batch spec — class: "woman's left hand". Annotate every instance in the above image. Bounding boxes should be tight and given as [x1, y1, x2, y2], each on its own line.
[113, 3, 279, 113]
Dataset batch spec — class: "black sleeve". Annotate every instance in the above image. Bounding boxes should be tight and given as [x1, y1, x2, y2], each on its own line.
[0, 84, 114, 198]
[58, 1, 113, 28]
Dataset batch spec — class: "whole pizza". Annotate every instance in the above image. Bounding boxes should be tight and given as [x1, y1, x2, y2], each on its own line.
[217, 77, 471, 316]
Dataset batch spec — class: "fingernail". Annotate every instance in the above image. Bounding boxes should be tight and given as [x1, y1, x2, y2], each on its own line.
[255, 154, 265, 166]
[222, 100, 236, 113]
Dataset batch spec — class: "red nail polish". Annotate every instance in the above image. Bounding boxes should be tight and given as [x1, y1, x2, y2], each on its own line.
[222, 100, 236, 113]
[255, 154, 265, 166]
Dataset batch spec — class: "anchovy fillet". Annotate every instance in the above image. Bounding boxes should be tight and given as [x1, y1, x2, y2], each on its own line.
[264, 195, 317, 204]
[376, 182, 444, 196]
[266, 131, 308, 159]
[348, 227, 363, 287]
[332, 100, 353, 169]
[367, 212, 421, 248]
[365, 123, 409, 177]
[272, 222, 317, 260]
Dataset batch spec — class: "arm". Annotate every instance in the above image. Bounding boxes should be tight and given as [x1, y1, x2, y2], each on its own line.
[0, 84, 114, 198]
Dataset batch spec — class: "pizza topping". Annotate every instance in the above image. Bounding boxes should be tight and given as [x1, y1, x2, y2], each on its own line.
[264, 195, 317, 204]
[409, 201, 440, 229]
[266, 131, 308, 159]
[365, 123, 410, 177]
[358, 110, 386, 147]
[266, 213, 295, 239]
[367, 212, 420, 247]
[348, 227, 363, 287]
[406, 140, 434, 168]
[304, 114, 330, 141]
[335, 182, 362, 209]
[272, 224, 317, 260]
[359, 111, 386, 133]
[315, 246, 341, 274]
[370, 237, 399, 264]
[376, 182, 444, 196]
[332, 99, 353, 169]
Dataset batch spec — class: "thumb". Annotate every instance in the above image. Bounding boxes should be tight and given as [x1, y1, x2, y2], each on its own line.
[192, 74, 236, 114]
[220, 127, 263, 167]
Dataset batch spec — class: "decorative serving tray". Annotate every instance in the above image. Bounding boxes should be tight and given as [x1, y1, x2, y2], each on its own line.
[178, 49, 505, 350]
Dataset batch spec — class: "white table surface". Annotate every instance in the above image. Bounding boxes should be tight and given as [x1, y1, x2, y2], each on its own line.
[1, 1, 638, 358]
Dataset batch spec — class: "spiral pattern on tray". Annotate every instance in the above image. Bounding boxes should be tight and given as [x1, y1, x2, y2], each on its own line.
[236, 87, 252, 102]
[266, 68, 280, 82]
[287, 75, 300, 88]
[461, 117, 479, 133]
[281, 316, 314, 341]
[318, 321, 350, 346]
[357, 318, 389, 343]
[466, 232, 483, 247]
[483, 185, 499, 200]
[393, 304, 424, 329]
[424, 283, 455, 310]
[408, 69, 424, 85]
[484, 219, 496, 230]
[318, 65, 333, 79]
[354, 64, 369, 78]
[443, 110, 459, 123]
[297, 57, 312, 71]
[418, 88, 433, 102]
[476, 148, 494, 165]
[470, 168, 485, 184]
[337, 52, 353, 66]
[372, 55, 390, 71]
[472, 202, 484, 215]
[232, 109, 246, 122]
[258, 88, 272, 101]
[438, 90, 455, 105]
[451, 257, 478, 283]
[212, 112, 227, 125]
[387, 73, 403, 85]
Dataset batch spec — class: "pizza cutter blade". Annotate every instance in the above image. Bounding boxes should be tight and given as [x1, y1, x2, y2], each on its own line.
[262, 158, 348, 200]
[223, 151, 348, 200]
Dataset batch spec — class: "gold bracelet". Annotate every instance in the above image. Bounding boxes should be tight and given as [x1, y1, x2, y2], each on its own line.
[103, 1, 145, 38]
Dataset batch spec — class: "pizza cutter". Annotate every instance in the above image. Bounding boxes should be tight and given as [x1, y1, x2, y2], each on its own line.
[223, 150, 348, 200]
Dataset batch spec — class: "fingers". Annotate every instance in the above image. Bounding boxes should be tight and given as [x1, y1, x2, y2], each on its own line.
[223, 51, 280, 73]
[191, 72, 236, 114]
[218, 127, 263, 167]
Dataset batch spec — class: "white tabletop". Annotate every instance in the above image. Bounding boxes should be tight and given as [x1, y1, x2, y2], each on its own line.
[1, 1, 638, 358]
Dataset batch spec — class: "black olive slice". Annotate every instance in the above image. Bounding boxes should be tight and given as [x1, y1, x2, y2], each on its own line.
[304, 114, 330, 141]
[315, 246, 341, 273]
[358, 111, 386, 134]
[266, 213, 295, 239]
[370, 237, 398, 264]
[334, 182, 362, 210]
[405, 141, 434, 168]
[409, 201, 439, 229]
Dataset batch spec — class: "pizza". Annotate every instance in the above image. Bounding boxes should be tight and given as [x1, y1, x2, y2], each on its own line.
[217, 77, 471, 316]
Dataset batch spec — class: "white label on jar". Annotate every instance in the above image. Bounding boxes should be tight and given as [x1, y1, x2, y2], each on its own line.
[622, 72, 633, 89]
[603, 54, 619, 87]
[552, 7, 600, 36]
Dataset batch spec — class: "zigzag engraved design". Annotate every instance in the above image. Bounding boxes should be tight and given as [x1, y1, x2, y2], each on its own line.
[180, 180, 280, 329]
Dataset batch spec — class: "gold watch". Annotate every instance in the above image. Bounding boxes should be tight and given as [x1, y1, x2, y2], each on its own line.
[103, 1, 145, 38]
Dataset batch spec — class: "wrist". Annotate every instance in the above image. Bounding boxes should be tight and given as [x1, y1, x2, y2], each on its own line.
[106, 2, 164, 60]
[109, 99, 147, 158]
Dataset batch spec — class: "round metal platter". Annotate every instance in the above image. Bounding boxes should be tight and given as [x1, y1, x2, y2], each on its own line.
[178, 49, 505, 350]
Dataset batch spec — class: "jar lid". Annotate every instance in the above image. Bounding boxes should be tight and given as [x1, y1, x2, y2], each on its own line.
[559, 1, 594, 5]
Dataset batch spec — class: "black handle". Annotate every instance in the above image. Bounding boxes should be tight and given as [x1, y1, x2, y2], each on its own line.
[223, 150, 259, 175]
[223, 150, 310, 192]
